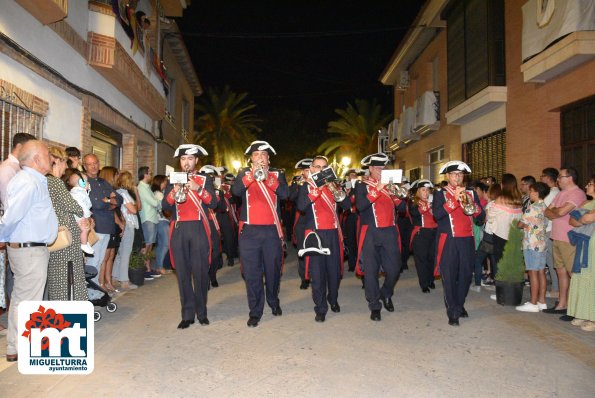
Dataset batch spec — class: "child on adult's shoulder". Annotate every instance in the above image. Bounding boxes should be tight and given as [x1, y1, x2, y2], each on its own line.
[63, 168, 94, 255]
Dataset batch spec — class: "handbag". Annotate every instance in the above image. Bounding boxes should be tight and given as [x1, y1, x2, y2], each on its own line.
[88, 228, 100, 246]
[48, 226, 73, 253]
[478, 232, 494, 254]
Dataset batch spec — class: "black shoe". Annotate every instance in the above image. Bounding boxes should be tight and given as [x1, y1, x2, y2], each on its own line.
[559, 315, 574, 322]
[370, 310, 381, 321]
[247, 316, 260, 327]
[315, 313, 326, 322]
[177, 319, 195, 329]
[299, 280, 309, 290]
[460, 308, 469, 318]
[211, 279, 219, 288]
[330, 303, 341, 313]
[272, 306, 283, 316]
[422, 287, 430, 293]
[429, 281, 436, 289]
[448, 317, 460, 326]
[543, 307, 567, 314]
[198, 317, 210, 325]
[381, 297, 394, 312]
[348, 267, 355, 272]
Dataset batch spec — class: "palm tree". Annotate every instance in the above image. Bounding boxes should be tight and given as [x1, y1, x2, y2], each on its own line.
[193, 86, 260, 169]
[318, 99, 391, 163]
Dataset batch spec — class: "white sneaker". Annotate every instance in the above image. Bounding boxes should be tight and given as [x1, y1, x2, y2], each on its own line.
[537, 302, 548, 311]
[469, 285, 481, 293]
[571, 318, 587, 326]
[490, 294, 497, 301]
[516, 302, 540, 312]
[81, 243, 94, 255]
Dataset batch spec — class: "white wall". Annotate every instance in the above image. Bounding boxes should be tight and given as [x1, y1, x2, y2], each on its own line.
[0, 1, 157, 132]
[0, 53, 81, 147]
[64, 0, 89, 40]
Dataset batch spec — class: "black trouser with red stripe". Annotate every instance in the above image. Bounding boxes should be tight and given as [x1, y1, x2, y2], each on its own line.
[295, 220, 307, 282]
[308, 229, 341, 315]
[239, 224, 283, 319]
[436, 234, 474, 320]
[344, 212, 358, 271]
[208, 219, 222, 284]
[360, 226, 402, 311]
[412, 227, 437, 289]
[217, 212, 237, 261]
[171, 221, 210, 320]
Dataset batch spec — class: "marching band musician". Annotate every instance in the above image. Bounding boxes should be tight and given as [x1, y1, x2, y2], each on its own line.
[199, 165, 225, 288]
[432, 161, 484, 326]
[355, 153, 406, 321]
[408, 179, 437, 293]
[162, 144, 217, 329]
[290, 158, 313, 289]
[341, 168, 360, 272]
[218, 171, 239, 266]
[297, 156, 350, 322]
[231, 140, 289, 327]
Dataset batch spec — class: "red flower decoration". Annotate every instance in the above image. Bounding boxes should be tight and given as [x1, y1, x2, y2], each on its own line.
[21, 305, 72, 350]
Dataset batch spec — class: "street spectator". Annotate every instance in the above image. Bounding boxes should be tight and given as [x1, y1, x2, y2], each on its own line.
[0, 133, 37, 335]
[543, 167, 587, 316]
[541, 167, 561, 297]
[112, 171, 139, 291]
[475, 183, 502, 286]
[47, 148, 88, 301]
[567, 174, 595, 331]
[65, 146, 82, 170]
[487, 174, 523, 292]
[151, 174, 170, 274]
[516, 182, 550, 312]
[82, 154, 122, 293]
[98, 166, 123, 292]
[520, 175, 537, 212]
[0, 140, 58, 362]
[137, 166, 161, 279]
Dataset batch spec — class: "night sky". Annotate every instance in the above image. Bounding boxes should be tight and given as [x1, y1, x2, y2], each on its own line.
[177, 0, 425, 160]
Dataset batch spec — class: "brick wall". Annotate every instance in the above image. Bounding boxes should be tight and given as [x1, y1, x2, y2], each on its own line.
[505, 0, 595, 179]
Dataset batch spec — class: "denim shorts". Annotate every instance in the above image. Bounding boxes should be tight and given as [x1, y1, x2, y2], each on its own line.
[142, 221, 157, 245]
[524, 249, 546, 271]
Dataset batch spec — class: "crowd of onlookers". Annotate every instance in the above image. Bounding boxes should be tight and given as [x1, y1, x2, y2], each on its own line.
[0, 135, 171, 348]
[465, 169, 594, 332]
[0, 135, 593, 353]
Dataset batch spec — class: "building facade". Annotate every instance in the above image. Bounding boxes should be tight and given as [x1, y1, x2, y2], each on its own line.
[0, 0, 199, 176]
[381, 0, 595, 185]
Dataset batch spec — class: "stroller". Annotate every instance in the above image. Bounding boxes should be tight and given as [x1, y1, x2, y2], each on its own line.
[84, 264, 117, 321]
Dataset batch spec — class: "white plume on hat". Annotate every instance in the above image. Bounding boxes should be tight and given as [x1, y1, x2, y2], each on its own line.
[439, 160, 471, 174]
[173, 144, 208, 158]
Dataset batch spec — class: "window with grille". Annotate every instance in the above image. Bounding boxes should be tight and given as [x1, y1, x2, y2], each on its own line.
[463, 129, 506, 182]
[1, 97, 44, 161]
[409, 167, 421, 182]
[561, 96, 595, 186]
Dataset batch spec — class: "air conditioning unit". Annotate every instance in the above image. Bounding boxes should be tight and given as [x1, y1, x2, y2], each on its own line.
[399, 71, 410, 88]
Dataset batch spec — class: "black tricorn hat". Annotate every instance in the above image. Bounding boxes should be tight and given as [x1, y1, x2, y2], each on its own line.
[410, 179, 434, 190]
[244, 140, 276, 156]
[439, 160, 471, 174]
[174, 144, 208, 158]
[298, 231, 331, 257]
[224, 173, 235, 182]
[361, 152, 390, 168]
[294, 158, 313, 169]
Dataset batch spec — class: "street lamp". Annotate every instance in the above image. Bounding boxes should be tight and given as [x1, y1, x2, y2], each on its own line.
[341, 156, 351, 167]
[232, 160, 241, 172]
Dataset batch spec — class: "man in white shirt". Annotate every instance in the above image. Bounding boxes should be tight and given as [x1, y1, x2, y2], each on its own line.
[137, 166, 162, 279]
[541, 167, 560, 296]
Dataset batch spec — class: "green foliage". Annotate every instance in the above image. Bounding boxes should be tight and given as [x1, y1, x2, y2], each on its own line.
[317, 99, 391, 162]
[128, 251, 152, 270]
[194, 86, 261, 169]
[495, 223, 525, 283]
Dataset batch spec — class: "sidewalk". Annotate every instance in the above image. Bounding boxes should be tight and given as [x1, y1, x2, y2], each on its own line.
[1, 247, 594, 397]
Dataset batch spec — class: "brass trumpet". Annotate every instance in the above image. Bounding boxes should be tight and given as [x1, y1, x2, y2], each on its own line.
[253, 164, 267, 182]
[326, 180, 347, 202]
[459, 191, 477, 216]
[385, 183, 408, 198]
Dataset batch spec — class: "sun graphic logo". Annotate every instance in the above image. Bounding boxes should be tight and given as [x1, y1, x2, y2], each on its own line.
[18, 301, 94, 375]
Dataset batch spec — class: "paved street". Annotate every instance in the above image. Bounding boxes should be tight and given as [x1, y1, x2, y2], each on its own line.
[1, 247, 594, 397]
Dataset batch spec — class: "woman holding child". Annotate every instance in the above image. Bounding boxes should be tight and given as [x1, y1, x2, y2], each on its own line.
[46, 147, 88, 301]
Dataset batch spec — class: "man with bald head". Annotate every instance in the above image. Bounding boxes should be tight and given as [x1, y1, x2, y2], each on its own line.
[0, 140, 58, 362]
